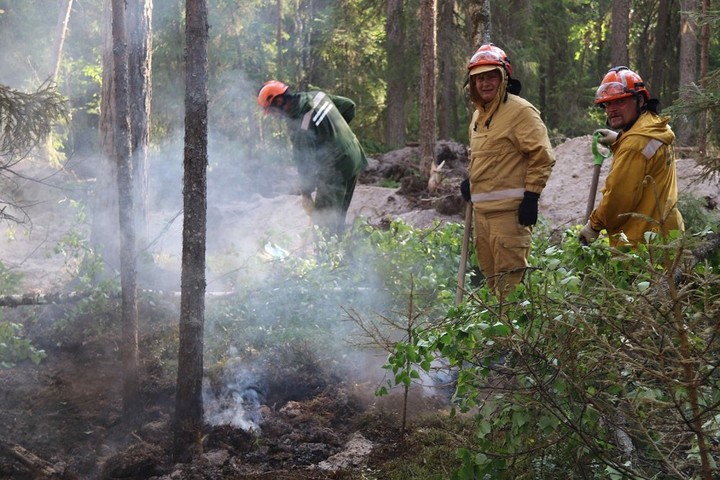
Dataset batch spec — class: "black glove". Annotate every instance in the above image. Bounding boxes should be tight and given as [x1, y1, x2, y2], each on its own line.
[460, 179, 471, 202]
[518, 191, 540, 226]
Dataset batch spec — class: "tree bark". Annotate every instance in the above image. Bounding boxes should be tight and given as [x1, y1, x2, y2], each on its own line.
[419, 0, 437, 190]
[94, 1, 152, 275]
[610, 0, 630, 67]
[677, 0, 698, 146]
[437, 0, 458, 140]
[126, 0, 152, 253]
[111, 0, 140, 418]
[384, 0, 407, 148]
[173, 0, 209, 464]
[697, 0, 710, 154]
[469, 0, 491, 48]
[93, 2, 121, 272]
[49, 0, 74, 82]
[276, 0, 283, 77]
[649, 0, 670, 104]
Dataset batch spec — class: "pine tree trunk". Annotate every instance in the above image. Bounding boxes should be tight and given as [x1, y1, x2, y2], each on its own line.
[384, 0, 407, 148]
[173, 0, 209, 464]
[126, 0, 152, 253]
[610, 0, 630, 67]
[111, 0, 140, 418]
[419, 0, 437, 188]
[677, 0, 698, 146]
[49, 0, 74, 82]
[649, 0, 670, 105]
[437, 0, 458, 140]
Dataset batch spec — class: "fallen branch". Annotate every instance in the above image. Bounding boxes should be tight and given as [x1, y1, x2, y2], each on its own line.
[0, 439, 74, 479]
[0, 290, 101, 308]
[0, 289, 238, 308]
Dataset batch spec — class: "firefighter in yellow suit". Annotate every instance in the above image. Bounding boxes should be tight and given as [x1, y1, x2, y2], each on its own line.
[581, 66, 684, 247]
[462, 44, 555, 297]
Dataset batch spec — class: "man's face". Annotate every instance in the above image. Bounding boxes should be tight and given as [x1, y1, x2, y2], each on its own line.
[472, 69, 502, 105]
[266, 95, 288, 116]
[603, 95, 641, 130]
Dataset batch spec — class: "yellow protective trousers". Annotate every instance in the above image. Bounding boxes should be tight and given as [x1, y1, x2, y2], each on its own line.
[473, 208, 532, 297]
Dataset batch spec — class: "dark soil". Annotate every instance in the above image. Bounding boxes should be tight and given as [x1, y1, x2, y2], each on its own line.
[0, 295, 455, 480]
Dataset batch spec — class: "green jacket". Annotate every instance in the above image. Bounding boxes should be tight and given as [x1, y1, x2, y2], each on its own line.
[589, 111, 684, 246]
[287, 91, 368, 196]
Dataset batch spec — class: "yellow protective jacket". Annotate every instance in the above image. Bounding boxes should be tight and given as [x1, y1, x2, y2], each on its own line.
[589, 111, 684, 246]
[468, 86, 555, 214]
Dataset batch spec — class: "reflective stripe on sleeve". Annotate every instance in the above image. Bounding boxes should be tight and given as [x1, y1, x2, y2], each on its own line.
[642, 139, 662, 159]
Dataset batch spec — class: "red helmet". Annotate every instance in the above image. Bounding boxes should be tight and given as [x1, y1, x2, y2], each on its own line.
[467, 43, 512, 77]
[594, 67, 649, 105]
[257, 80, 289, 110]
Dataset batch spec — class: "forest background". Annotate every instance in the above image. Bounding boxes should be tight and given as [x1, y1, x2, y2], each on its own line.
[2, 0, 720, 479]
[2, 0, 719, 161]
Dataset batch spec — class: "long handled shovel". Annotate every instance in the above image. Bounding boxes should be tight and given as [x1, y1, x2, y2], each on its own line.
[455, 201, 473, 306]
[584, 132, 612, 222]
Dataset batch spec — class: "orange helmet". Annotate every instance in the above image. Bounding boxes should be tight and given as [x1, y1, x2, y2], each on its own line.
[467, 43, 512, 77]
[594, 66, 649, 105]
[257, 80, 289, 110]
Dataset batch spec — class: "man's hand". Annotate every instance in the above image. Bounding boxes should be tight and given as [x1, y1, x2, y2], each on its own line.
[579, 221, 600, 244]
[460, 179, 471, 202]
[594, 128, 618, 146]
[518, 191, 540, 226]
[301, 194, 314, 215]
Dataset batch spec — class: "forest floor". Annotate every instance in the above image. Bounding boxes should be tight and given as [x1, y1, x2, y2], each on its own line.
[0, 137, 717, 479]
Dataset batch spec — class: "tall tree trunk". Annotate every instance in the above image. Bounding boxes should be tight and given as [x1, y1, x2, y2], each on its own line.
[384, 0, 407, 148]
[697, 0, 709, 154]
[437, 0, 457, 140]
[677, 0, 698, 146]
[94, 3, 120, 272]
[173, 0, 209, 464]
[111, 0, 140, 418]
[610, 0, 630, 66]
[94, 1, 152, 276]
[126, 0, 152, 255]
[469, 0, 491, 48]
[276, 0, 283, 77]
[420, 0, 437, 191]
[649, 0, 670, 104]
[49, 0, 74, 82]
[297, 0, 317, 89]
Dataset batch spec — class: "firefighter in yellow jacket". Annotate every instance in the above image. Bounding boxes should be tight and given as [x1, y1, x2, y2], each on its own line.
[461, 44, 555, 296]
[580, 66, 684, 247]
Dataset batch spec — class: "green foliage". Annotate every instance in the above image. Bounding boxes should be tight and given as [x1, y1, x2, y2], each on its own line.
[0, 259, 45, 368]
[204, 218, 462, 366]
[383, 222, 720, 479]
[0, 82, 68, 158]
[0, 321, 46, 368]
[678, 191, 720, 233]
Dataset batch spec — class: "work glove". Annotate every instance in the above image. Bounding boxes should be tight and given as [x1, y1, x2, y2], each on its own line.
[460, 178, 471, 202]
[518, 191, 540, 226]
[579, 221, 600, 244]
[594, 128, 618, 146]
[301, 194, 314, 215]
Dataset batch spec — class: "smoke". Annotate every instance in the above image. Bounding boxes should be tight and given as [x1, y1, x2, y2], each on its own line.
[203, 359, 265, 433]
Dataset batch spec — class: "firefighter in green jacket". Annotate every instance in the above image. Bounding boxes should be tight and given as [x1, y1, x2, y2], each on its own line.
[257, 80, 368, 235]
[581, 66, 684, 247]
[461, 43, 555, 297]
